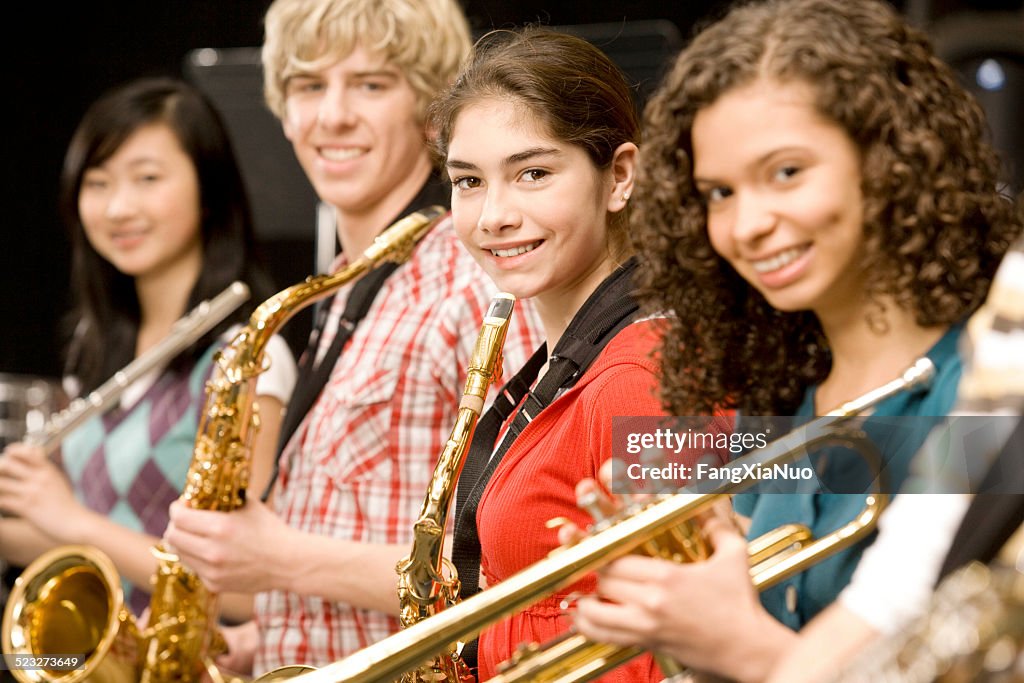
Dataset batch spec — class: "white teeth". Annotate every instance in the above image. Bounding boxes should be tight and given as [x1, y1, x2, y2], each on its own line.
[752, 246, 807, 273]
[490, 242, 540, 258]
[320, 147, 364, 161]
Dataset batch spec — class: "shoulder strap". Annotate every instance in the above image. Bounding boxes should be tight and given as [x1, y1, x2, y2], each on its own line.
[261, 261, 398, 501]
[452, 258, 642, 643]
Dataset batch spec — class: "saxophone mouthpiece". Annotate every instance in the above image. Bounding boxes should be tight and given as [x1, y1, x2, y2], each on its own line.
[460, 293, 516, 413]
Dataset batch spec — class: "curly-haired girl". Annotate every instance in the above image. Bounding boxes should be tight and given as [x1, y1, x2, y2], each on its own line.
[570, 0, 1023, 680]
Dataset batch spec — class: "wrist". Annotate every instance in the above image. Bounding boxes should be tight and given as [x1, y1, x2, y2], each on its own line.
[276, 526, 304, 594]
[721, 605, 797, 683]
[52, 499, 92, 544]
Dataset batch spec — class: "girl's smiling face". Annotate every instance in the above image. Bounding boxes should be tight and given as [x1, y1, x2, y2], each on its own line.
[447, 98, 631, 319]
[694, 78, 866, 319]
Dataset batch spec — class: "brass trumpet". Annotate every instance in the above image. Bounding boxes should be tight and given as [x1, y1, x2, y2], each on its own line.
[287, 357, 935, 683]
[490, 439, 886, 683]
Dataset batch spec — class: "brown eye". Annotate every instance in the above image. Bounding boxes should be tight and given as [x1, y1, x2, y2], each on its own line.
[452, 176, 481, 190]
[773, 165, 800, 182]
[705, 186, 732, 202]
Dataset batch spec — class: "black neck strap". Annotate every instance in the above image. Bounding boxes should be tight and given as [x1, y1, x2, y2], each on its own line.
[261, 263, 398, 503]
[261, 176, 450, 502]
[451, 258, 641, 607]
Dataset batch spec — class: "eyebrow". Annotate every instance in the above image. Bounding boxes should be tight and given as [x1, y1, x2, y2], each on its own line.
[287, 68, 400, 82]
[351, 69, 400, 80]
[85, 156, 165, 173]
[446, 146, 561, 171]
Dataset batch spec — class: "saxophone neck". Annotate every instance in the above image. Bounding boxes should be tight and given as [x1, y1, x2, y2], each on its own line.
[400, 406, 479, 608]
[396, 293, 517, 619]
[461, 293, 516, 413]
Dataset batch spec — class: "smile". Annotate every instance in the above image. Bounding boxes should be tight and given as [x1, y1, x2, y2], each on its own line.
[319, 147, 366, 162]
[489, 241, 542, 258]
[751, 246, 809, 273]
[111, 228, 150, 242]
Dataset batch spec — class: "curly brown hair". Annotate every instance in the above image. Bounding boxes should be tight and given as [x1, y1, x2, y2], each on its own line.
[635, 0, 1023, 416]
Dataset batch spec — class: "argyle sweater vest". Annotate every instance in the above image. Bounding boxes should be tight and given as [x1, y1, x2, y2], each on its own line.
[60, 343, 218, 614]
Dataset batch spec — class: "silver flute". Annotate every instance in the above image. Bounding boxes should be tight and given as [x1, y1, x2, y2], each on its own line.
[23, 281, 250, 454]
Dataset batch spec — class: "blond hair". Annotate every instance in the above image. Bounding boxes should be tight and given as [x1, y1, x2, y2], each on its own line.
[262, 0, 472, 122]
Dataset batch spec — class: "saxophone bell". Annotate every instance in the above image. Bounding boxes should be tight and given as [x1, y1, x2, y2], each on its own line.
[2, 545, 139, 683]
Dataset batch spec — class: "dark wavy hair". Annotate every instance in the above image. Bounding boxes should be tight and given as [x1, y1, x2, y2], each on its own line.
[635, 0, 1023, 416]
[60, 77, 274, 393]
[428, 27, 641, 252]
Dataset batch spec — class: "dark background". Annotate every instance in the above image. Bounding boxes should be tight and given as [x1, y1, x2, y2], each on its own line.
[3, 0, 1022, 382]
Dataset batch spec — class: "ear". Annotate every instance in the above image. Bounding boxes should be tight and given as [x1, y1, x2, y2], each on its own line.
[605, 142, 638, 214]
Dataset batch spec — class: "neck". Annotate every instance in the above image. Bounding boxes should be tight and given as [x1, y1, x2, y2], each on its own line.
[534, 300, 575, 355]
[134, 257, 202, 357]
[534, 256, 619, 353]
[814, 299, 947, 413]
[335, 156, 433, 258]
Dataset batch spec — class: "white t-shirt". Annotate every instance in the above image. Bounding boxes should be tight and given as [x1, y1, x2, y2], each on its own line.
[839, 492, 971, 634]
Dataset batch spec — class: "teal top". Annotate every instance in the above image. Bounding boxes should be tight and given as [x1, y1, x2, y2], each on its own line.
[732, 324, 964, 629]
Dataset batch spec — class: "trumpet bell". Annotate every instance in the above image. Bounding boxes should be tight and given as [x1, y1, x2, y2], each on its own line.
[2, 545, 139, 683]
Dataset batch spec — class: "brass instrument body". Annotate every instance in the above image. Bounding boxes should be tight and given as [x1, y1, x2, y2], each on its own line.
[143, 205, 445, 683]
[3, 546, 140, 683]
[491, 490, 888, 683]
[393, 293, 516, 683]
[488, 397, 899, 683]
[2, 208, 445, 683]
[1, 283, 252, 683]
[289, 358, 935, 683]
[833, 561, 1024, 683]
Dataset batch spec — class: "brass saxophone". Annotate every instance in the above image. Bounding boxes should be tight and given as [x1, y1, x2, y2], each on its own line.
[254, 293, 517, 683]
[285, 358, 935, 683]
[394, 292, 516, 683]
[828, 520, 1024, 683]
[0, 282, 251, 683]
[1, 207, 445, 683]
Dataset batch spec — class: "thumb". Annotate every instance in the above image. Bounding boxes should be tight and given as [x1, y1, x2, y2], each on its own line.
[702, 514, 747, 558]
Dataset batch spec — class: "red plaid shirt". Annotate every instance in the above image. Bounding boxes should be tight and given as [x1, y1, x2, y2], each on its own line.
[254, 216, 540, 672]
